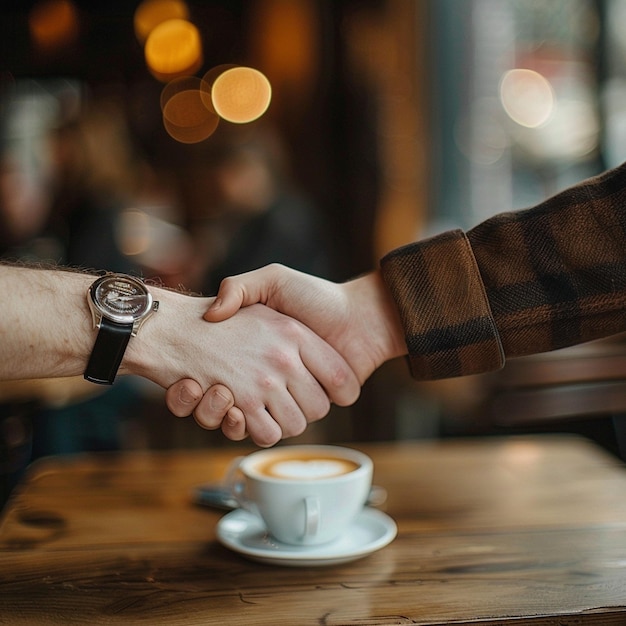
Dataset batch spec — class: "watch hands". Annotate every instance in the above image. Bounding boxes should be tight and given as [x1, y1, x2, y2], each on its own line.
[106, 294, 138, 303]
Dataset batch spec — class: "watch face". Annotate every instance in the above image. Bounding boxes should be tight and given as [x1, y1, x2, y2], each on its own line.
[90, 274, 153, 324]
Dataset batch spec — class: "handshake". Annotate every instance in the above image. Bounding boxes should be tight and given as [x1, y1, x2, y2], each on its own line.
[7, 157, 626, 448]
[163, 264, 407, 447]
[1, 261, 405, 450]
[8, 157, 622, 450]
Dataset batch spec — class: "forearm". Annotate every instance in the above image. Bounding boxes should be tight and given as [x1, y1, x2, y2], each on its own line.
[380, 162, 626, 380]
[1, 263, 361, 446]
[469, 162, 626, 357]
[0, 263, 199, 386]
[0, 265, 96, 380]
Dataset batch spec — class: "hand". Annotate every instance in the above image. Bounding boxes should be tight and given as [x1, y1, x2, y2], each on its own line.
[0, 264, 359, 448]
[166, 380, 248, 441]
[205, 264, 407, 382]
[166, 264, 407, 436]
[128, 292, 361, 447]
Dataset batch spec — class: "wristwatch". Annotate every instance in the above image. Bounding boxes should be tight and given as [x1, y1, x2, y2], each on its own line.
[84, 273, 159, 385]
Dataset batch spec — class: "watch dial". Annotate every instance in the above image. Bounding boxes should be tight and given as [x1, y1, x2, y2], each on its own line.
[93, 275, 152, 322]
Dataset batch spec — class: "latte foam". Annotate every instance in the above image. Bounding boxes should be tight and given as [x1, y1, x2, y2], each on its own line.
[254, 454, 359, 480]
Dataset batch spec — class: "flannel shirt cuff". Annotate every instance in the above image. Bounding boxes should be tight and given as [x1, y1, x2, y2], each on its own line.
[380, 229, 505, 380]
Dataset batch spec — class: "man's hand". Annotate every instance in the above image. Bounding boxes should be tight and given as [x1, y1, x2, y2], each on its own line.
[166, 380, 247, 440]
[166, 264, 407, 439]
[204, 264, 407, 382]
[129, 294, 361, 447]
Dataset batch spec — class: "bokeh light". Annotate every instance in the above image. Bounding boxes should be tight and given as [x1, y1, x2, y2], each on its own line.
[117, 208, 192, 273]
[117, 209, 151, 256]
[211, 66, 272, 124]
[202, 64, 238, 89]
[134, 0, 189, 44]
[144, 18, 203, 83]
[161, 76, 219, 144]
[161, 75, 204, 112]
[29, 0, 80, 53]
[500, 68, 555, 128]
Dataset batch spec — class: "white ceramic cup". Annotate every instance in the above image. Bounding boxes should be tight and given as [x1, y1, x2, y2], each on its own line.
[227, 445, 373, 546]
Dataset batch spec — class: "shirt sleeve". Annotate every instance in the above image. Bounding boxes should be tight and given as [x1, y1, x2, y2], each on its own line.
[380, 161, 626, 380]
[380, 230, 504, 379]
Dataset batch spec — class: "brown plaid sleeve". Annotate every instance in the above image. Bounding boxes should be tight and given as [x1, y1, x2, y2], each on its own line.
[380, 161, 626, 380]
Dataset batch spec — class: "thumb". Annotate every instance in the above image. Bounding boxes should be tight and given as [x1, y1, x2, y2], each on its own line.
[203, 269, 275, 322]
[203, 288, 246, 322]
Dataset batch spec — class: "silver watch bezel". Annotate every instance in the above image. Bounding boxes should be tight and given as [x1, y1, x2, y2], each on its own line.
[88, 274, 157, 330]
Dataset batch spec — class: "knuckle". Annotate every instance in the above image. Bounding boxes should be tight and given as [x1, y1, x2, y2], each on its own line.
[330, 364, 350, 388]
[220, 275, 235, 289]
[278, 316, 303, 339]
[328, 365, 361, 406]
[267, 349, 297, 374]
[257, 374, 279, 392]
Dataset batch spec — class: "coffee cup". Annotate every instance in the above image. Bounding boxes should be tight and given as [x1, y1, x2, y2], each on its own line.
[226, 444, 373, 546]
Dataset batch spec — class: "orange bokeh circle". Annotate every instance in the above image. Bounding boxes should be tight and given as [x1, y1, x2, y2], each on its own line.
[134, 0, 189, 44]
[145, 18, 202, 82]
[211, 66, 272, 124]
[162, 85, 219, 144]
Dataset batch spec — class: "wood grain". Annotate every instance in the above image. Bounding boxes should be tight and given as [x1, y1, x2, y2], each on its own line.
[1, 436, 626, 625]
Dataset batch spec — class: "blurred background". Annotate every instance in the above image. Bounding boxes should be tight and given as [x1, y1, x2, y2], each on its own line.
[3, 0, 626, 502]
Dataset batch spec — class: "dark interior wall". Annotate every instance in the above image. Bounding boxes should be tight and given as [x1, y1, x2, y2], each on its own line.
[0, 0, 385, 281]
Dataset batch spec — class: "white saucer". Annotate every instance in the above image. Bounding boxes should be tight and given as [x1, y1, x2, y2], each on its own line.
[216, 507, 397, 567]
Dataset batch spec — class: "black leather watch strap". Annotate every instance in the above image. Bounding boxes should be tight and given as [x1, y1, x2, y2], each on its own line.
[84, 318, 133, 385]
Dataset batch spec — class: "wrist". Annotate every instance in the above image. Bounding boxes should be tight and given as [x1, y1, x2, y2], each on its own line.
[84, 273, 160, 385]
[121, 285, 210, 390]
[120, 283, 174, 383]
[347, 270, 407, 365]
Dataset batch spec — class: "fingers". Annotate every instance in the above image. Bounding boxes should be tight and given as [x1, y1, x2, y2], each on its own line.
[293, 321, 361, 407]
[165, 379, 204, 417]
[189, 384, 285, 448]
[309, 351, 361, 407]
[205, 314, 359, 445]
[167, 374, 336, 448]
[220, 406, 248, 441]
[235, 320, 341, 443]
[192, 382, 316, 447]
[217, 371, 318, 446]
[191, 384, 236, 429]
[239, 403, 284, 447]
[168, 381, 251, 443]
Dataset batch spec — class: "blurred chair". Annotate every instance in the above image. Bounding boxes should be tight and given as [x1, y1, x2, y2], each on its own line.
[478, 335, 626, 459]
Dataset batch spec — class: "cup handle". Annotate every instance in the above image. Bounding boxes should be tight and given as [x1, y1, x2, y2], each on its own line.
[303, 496, 320, 538]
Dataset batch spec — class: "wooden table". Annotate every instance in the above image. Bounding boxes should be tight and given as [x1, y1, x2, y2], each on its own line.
[1, 435, 626, 625]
